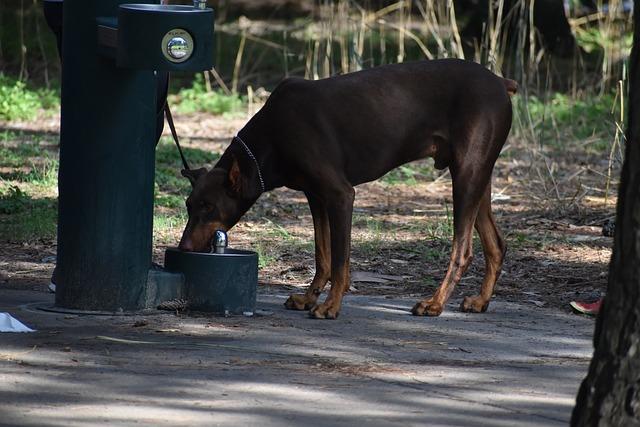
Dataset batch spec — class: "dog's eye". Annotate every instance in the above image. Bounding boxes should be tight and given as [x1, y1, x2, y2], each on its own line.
[200, 201, 213, 211]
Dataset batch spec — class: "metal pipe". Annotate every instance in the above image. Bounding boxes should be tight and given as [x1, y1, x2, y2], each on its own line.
[213, 230, 228, 254]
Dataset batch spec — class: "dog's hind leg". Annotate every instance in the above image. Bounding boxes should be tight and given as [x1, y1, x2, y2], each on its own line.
[285, 192, 331, 310]
[412, 127, 498, 316]
[309, 183, 355, 319]
[460, 184, 506, 313]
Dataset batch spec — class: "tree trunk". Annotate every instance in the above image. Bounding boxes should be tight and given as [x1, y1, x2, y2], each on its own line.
[571, 3, 640, 425]
[457, 0, 576, 56]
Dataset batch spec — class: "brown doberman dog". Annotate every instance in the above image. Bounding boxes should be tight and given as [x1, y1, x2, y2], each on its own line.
[179, 59, 516, 319]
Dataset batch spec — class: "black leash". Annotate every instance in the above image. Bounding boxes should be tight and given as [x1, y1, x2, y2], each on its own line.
[165, 102, 191, 171]
[164, 103, 266, 195]
[160, 74, 261, 194]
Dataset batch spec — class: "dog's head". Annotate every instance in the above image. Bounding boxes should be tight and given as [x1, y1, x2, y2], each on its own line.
[178, 156, 259, 252]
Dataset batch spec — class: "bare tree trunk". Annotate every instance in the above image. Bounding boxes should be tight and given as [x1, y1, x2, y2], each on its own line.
[571, 3, 640, 425]
[456, 0, 576, 56]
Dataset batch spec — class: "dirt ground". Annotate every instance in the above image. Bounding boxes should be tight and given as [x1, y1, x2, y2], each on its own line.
[0, 110, 615, 312]
[1, 289, 595, 426]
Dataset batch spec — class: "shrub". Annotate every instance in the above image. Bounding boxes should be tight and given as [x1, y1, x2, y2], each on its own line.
[0, 74, 59, 121]
[169, 74, 245, 115]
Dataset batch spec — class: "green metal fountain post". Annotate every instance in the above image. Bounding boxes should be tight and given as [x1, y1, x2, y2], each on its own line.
[55, 0, 213, 311]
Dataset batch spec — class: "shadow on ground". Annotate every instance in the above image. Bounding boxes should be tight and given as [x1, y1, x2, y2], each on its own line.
[0, 288, 593, 427]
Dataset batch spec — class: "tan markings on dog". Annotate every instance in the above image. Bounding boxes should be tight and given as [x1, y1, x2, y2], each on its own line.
[285, 192, 331, 311]
[179, 221, 225, 252]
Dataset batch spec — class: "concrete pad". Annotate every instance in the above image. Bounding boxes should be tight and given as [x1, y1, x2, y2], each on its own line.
[0, 289, 594, 426]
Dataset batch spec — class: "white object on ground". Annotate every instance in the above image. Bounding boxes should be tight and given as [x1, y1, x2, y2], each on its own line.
[0, 313, 35, 332]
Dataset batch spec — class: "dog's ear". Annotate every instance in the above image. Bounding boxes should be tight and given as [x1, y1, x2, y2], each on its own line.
[227, 155, 263, 199]
[226, 152, 262, 200]
[181, 167, 207, 188]
[227, 157, 243, 194]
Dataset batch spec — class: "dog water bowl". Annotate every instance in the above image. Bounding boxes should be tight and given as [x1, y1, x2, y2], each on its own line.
[164, 247, 258, 314]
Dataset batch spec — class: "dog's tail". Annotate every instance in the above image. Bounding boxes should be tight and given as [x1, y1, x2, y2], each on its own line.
[502, 78, 518, 96]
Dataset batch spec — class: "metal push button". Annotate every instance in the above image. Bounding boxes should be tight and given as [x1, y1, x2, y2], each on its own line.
[162, 29, 194, 63]
[167, 37, 189, 59]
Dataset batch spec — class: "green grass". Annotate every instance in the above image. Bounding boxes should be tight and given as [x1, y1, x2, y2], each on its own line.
[0, 185, 57, 241]
[20, 158, 59, 188]
[380, 161, 435, 186]
[514, 92, 619, 151]
[0, 132, 60, 241]
[509, 231, 530, 249]
[0, 156, 59, 188]
[0, 136, 59, 188]
[1, 69, 246, 123]
[153, 212, 188, 244]
[169, 74, 245, 116]
[0, 143, 41, 167]
[419, 245, 446, 263]
[351, 206, 454, 258]
[422, 202, 454, 242]
[352, 214, 391, 257]
[0, 74, 59, 121]
[155, 193, 186, 209]
[154, 138, 221, 207]
[0, 132, 218, 244]
[261, 218, 297, 241]
[254, 240, 277, 269]
[424, 219, 453, 242]
[155, 137, 222, 167]
[574, 26, 633, 56]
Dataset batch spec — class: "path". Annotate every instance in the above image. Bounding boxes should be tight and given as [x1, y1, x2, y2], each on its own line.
[0, 288, 594, 426]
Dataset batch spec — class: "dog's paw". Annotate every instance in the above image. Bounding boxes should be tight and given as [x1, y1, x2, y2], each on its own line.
[411, 299, 443, 316]
[309, 302, 340, 320]
[460, 295, 489, 313]
[284, 294, 316, 311]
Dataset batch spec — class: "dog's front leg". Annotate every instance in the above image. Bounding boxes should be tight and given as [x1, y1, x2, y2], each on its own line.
[309, 185, 355, 320]
[285, 192, 331, 311]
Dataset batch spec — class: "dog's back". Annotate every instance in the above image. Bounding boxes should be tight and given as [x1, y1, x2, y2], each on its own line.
[249, 59, 513, 186]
